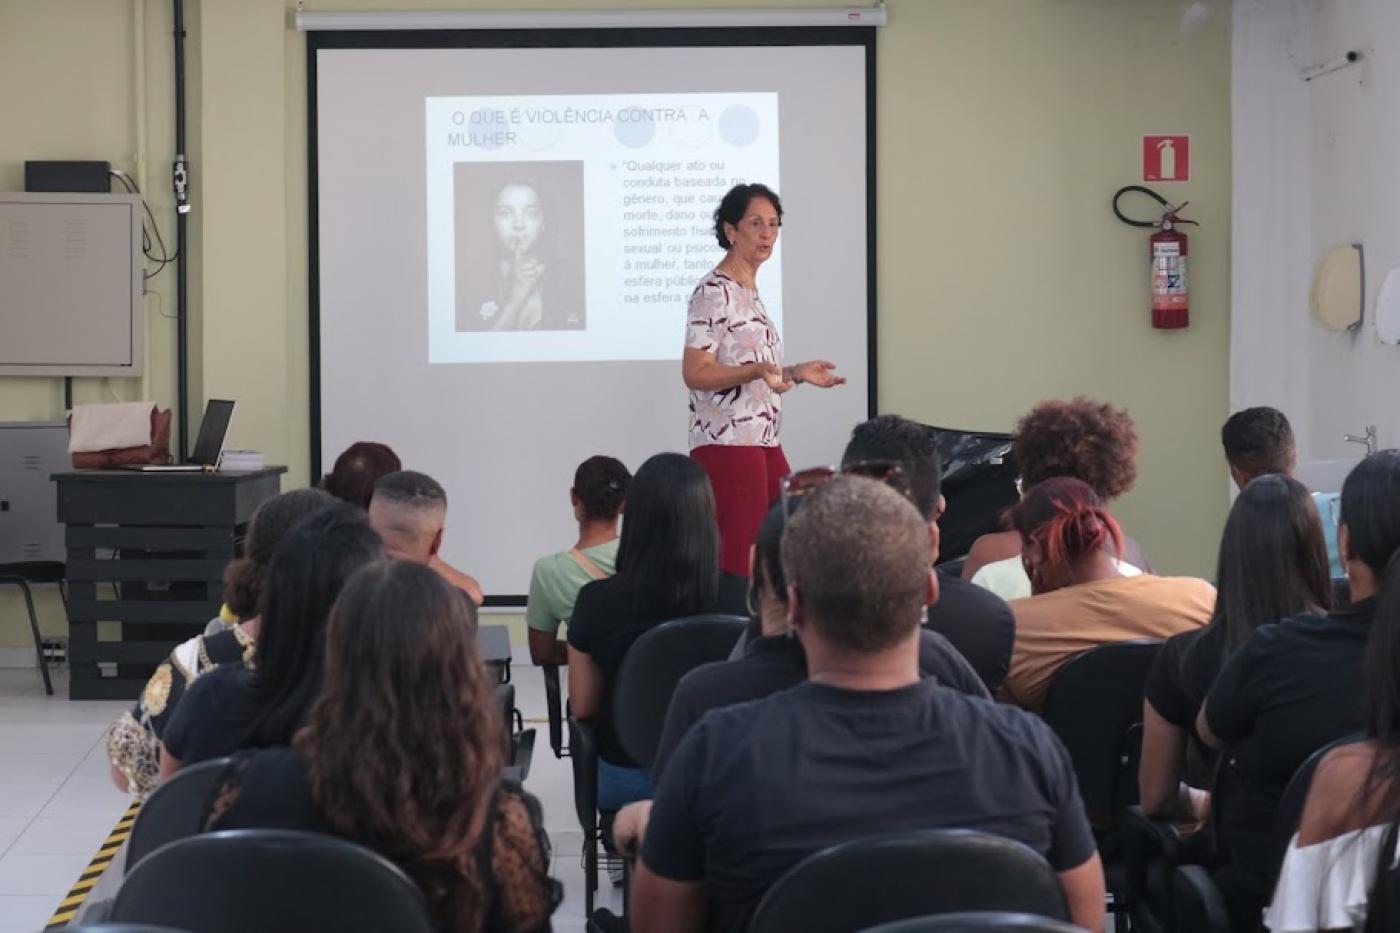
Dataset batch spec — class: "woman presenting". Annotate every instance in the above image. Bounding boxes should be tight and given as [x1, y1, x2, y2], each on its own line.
[683, 183, 844, 577]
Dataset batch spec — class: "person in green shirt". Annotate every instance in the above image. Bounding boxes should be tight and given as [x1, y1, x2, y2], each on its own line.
[526, 455, 631, 665]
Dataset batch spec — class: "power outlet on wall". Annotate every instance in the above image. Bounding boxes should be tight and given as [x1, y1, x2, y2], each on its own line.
[40, 636, 67, 666]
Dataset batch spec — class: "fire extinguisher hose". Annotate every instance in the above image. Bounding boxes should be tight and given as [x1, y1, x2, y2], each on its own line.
[1112, 185, 1195, 228]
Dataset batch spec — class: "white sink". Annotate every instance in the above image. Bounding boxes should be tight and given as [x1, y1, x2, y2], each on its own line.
[1296, 458, 1361, 494]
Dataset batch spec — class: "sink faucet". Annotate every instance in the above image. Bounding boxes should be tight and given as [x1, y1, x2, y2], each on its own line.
[1344, 425, 1378, 456]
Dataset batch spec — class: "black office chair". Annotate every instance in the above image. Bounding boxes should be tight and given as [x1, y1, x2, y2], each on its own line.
[860, 913, 1083, 933]
[125, 757, 234, 872]
[1270, 732, 1365, 886]
[1041, 638, 1162, 921]
[747, 829, 1069, 933]
[612, 613, 746, 770]
[543, 664, 569, 757]
[565, 613, 745, 918]
[0, 560, 65, 695]
[110, 830, 435, 933]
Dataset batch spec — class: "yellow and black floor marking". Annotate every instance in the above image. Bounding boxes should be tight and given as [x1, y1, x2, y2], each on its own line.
[44, 800, 141, 929]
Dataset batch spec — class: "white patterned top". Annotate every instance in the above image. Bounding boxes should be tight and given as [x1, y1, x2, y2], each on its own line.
[685, 270, 783, 450]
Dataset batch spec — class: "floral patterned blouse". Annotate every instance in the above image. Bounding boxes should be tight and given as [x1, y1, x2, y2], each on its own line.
[685, 270, 783, 449]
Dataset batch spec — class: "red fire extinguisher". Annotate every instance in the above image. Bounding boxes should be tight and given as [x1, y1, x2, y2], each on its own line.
[1113, 186, 1200, 329]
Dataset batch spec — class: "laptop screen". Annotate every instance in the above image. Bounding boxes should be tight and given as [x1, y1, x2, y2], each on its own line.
[191, 399, 235, 465]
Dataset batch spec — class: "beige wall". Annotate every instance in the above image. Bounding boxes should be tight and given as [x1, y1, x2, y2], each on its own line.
[0, 0, 1232, 648]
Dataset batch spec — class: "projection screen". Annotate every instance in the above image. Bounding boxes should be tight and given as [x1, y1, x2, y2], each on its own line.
[309, 28, 876, 602]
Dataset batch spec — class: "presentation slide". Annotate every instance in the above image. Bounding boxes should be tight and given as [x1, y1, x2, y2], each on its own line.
[313, 40, 872, 598]
[425, 93, 781, 363]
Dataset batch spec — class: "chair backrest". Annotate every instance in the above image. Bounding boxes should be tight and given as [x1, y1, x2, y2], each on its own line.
[63, 926, 190, 933]
[747, 829, 1069, 933]
[860, 912, 1084, 933]
[1041, 639, 1163, 820]
[111, 829, 435, 933]
[1270, 731, 1366, 883]
[126, 757, 234, 871]
[541, 664, 568, 757]
[612, 613, 746, 769]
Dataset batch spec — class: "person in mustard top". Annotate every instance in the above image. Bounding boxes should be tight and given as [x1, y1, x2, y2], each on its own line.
[999, 477, 1215, 713]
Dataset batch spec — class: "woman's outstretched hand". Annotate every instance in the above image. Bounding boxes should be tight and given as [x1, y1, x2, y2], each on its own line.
[793, 360, 846, 389]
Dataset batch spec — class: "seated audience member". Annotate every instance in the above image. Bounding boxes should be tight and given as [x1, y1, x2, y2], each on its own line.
[843, 414, 1016, 692]
[206, 560, 561, 932]
[1266, 548, 1400, 932]
[620, 477, 1106, 933]
[106, 488, 334, 795]
[321, 440, 401, 509]
[525, 455, 631, 666]
[1222, 405, 1345, 580]
[368, 470, 484, 605]
[963, 397, 1151, 600]
[160, 504, 383, 773]
[651, 499, 987, 781]
[1200, 450, 1400, 932]
[998, 478, 1214, 713]
[568, 453, 746, 811]
[1139, 475, 1332, 823]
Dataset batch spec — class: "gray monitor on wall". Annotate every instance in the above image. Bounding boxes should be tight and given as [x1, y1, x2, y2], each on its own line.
[0, 192, 145, 376]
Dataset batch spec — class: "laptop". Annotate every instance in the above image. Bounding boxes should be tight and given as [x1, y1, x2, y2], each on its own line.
[122, 399, 235, 472]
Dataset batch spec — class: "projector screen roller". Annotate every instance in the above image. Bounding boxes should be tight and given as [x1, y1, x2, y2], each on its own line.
[311, 30, 875, 601]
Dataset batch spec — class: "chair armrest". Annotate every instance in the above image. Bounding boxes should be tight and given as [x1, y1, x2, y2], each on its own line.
[1172, 865, 1232, 933]
[1121, 805, 1185, 933]
[543, 665, 568, 758]
[567, 717, 599, 833]
[509, 728, 537, 783]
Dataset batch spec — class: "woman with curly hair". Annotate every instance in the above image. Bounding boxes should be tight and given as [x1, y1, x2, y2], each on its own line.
[963, 396, 1152, 600]
[160, 504, 384, 773]
[105, 488, 335, 795]
[998, 478, 1214, 713]
[207, 560, 561, 932]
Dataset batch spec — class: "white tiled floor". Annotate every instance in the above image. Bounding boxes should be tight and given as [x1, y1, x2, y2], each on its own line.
[0, 662, 622, 933]
[0, 671, 129, 933]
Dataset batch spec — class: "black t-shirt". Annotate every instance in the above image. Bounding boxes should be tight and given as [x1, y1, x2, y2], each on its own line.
[1145, 624, 1228, 787]
[925, 571, 1016, 693]
[1147, 625, 1226, 732]
[567, 572, 748, 766]
[162, 663, 259, 766]
[651, 628, 989, 781]
[641, 679, 1096, 933]
[1203, 599, 1374, 909]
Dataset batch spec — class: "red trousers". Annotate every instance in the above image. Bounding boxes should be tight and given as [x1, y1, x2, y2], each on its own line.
[691, 444, 791, 577]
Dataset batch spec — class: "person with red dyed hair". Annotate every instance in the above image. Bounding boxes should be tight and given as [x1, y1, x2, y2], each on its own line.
[321, 441, 402, 510]
[964, 397, 1151, 601]
[998, 478, 1214, 713]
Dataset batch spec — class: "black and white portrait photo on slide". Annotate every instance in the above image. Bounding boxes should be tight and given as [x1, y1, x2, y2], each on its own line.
[453, 160, 586, 333]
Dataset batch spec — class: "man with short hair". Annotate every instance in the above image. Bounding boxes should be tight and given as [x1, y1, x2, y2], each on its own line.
[368, 470, 484, 604]
[842, 414, 1016, 692]
[623, 478, 1106, 933]
[1221, 406, 1297, 487]
[1221, 406, 1343, 579]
